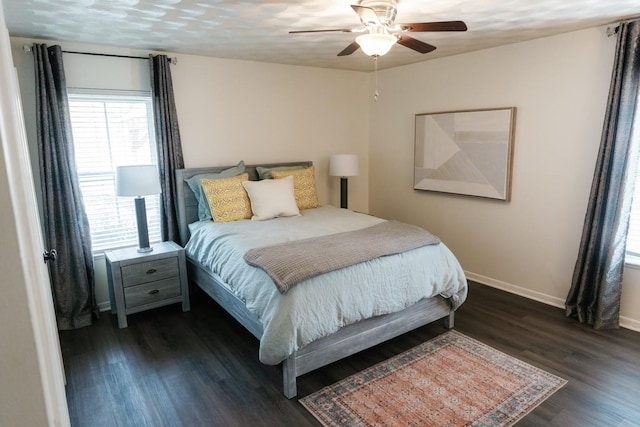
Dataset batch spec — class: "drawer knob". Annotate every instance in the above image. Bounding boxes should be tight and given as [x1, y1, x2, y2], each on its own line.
[146, 268, 157, 275]
[148, 289, 160, 295]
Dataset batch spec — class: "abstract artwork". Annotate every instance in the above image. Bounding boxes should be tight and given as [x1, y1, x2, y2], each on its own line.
[414, 108, 516, 200]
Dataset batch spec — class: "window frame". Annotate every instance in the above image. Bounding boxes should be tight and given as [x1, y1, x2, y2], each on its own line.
[67, 88, 161, 254]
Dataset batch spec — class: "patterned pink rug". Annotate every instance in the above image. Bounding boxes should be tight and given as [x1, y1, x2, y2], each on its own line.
[300, 330, 566, 426]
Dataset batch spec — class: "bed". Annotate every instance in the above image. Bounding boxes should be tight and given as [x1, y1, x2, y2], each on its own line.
[175, 161, 467, 398]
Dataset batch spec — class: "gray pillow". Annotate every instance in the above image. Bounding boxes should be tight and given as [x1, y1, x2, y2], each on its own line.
[256, 165, 305, 180]
[185, 160, 245, 220]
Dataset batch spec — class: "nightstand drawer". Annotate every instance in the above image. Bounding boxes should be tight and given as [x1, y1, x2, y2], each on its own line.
[121, 257, 179, 287]
[124, 278, 182, 308]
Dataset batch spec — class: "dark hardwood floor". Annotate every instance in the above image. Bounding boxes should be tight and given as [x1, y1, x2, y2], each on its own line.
[59, 281, 640, 426]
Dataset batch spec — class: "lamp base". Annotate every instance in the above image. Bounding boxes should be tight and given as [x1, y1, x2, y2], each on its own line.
[134, 196, 152, 253]
[340, 177, 348, 209]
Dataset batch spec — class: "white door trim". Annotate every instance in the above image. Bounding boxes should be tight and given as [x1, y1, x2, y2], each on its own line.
[0, 2, 70, 425]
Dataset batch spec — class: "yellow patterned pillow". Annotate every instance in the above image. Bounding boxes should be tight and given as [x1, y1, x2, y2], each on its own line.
[271, 166, 319, 210]
[201, 173, 252, 222]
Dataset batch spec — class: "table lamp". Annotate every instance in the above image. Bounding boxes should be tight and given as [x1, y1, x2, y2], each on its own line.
[329, 154, 359, 209]
[116, 165, 161, 253]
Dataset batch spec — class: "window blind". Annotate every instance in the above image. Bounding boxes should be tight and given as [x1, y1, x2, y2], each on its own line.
[68, 92, 161, 253]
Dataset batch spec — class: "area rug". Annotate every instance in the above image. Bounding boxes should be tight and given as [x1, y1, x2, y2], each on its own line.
[300, 330, 566, 426]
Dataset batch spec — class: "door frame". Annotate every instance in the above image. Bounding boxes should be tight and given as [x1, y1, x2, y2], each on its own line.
[0, 3, 70, 425]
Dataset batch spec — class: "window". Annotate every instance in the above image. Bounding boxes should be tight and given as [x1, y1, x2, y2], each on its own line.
[68, 90, 161, 253]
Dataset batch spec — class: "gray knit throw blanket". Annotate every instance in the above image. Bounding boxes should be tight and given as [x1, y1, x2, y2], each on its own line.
[243, 220, 441, 293]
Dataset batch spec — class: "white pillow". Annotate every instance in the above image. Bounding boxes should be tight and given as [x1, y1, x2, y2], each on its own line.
[242, 176, 300, 221]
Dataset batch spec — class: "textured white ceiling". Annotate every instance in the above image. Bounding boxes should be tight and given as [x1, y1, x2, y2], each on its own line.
[4, 0, 640, 72]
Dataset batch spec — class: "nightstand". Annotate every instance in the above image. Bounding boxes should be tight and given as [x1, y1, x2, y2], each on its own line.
[105, 241, 190, 328]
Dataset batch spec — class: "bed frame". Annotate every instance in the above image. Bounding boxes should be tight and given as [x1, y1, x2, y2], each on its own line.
[175, 162, 454, 398]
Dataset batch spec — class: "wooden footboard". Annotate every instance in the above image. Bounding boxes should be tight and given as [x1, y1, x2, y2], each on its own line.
[187, 258, 454, 398]
[281, 296, 453, 398]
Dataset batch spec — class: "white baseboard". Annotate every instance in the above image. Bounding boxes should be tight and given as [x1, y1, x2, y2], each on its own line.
[465, 271, 640, 333]
[624, 316, 640, 332]
[95, 270, 640, 332]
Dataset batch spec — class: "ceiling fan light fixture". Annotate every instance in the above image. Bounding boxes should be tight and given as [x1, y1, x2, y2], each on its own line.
[355, 33, 397, 56]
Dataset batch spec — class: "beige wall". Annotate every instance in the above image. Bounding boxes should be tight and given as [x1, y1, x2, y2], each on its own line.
[10, 38, 371, 310]
[10, 28, 640, 329]
[368, 27, 640, 330]
[170, 54, 370, 210]
[11, 38, 371, 213]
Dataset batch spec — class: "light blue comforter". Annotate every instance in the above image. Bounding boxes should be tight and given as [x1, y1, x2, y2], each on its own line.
[185, 206, 467, 365]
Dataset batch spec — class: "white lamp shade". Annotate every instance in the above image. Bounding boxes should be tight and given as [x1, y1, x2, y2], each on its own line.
[116, 165, 161, 196]
[329, 154, 359, 177]
[355, 33, 397, 56]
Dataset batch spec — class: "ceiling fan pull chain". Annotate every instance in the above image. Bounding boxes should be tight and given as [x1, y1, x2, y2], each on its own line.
[374, 55, 379, 102]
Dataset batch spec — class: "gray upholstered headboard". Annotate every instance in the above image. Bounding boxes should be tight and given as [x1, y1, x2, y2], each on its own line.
[174, 161, 313, 246]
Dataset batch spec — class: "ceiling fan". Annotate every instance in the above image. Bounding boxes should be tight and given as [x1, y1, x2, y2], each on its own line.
[289, 0, 467, 57]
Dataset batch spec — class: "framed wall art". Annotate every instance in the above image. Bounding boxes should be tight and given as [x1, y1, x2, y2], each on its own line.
[414, 107, 516, 201]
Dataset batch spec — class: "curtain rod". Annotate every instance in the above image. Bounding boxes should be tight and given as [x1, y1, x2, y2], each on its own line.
[22, 45, 177, 65]
[606, 14, 640, 37]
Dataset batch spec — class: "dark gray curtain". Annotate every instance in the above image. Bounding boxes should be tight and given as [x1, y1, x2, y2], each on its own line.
[33, 44, 97, 330]
[566, 21, 640, 329]
[150, 54, 184, 243]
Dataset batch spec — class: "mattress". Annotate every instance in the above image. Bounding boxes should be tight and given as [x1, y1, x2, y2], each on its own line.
[185, 205, 468, 365]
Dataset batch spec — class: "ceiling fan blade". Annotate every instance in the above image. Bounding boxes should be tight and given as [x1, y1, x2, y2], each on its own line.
[351, 5, 380, 25]
[289, 28, 356, 34]
[337, 41, 361, 56]
[400, 21, 467, 32]
[397, 35, 437, 54]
